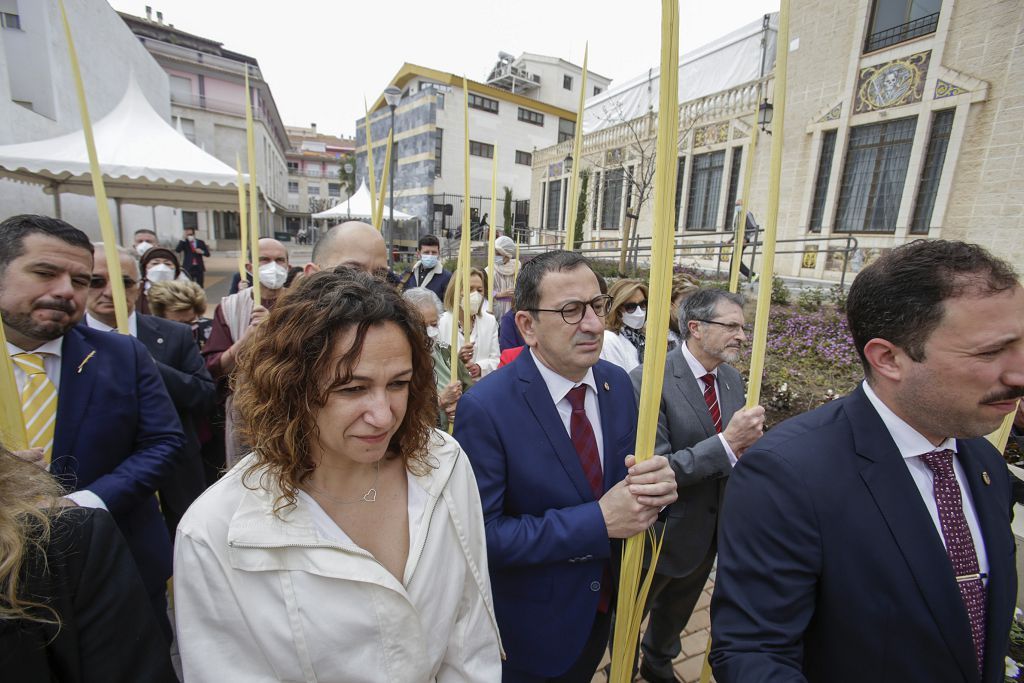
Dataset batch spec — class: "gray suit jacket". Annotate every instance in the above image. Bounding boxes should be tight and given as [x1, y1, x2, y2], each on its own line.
[630, 347, 746, 577]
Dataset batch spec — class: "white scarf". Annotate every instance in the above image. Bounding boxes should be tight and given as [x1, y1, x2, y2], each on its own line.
[414, 260, 444, 288]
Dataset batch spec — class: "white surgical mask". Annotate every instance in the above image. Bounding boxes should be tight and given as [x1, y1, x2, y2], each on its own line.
[420, 255, 439, 269]
[621, 309, 647, 330]
[468, 291, 484, 314]
[494, 254, 506, 265]
[146, 263, 175, 282]
[426, 325, 439, 340]
[135, 242, 154, 256]
[258, 263, 288, 290]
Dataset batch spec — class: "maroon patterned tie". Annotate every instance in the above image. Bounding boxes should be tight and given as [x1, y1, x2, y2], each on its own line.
[566, 385, 610, 612]
[920, 449, 986, 674]
[700, 373, 723, 433]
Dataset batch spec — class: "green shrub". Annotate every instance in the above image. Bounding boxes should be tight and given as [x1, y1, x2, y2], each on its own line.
[796, 287, 827, 312]
[770, 276, 790, 305]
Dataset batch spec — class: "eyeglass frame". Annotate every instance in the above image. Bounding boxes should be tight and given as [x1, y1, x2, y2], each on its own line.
[523, 294, 614, 324]
[622, 300, 648, 314]
[89, 275, 139, 289]
[692, 318, 751, 334]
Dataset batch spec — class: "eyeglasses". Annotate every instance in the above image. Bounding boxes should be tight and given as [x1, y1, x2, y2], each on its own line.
[525, 294, 613, 324]
[622, 300, 647, 314]
[89, 276, 138, 289]
[694, 319, 751, 334]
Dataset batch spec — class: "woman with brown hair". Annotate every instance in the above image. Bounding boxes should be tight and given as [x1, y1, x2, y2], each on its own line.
[173, 268, 501, 682]
[438, 266, 500, 378]
[0, 448, 175, 681]
[600, 278, 649, 372]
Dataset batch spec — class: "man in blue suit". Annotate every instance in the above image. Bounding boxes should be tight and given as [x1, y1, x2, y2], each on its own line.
[710, 240, 1024, 683]
[454, 250, 677, 682]
[0, 215, 184, 639]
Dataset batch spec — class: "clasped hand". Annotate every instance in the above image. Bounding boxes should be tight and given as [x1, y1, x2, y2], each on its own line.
[599, 454, 677, 539]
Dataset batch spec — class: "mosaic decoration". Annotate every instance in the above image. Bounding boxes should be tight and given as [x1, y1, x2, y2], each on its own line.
[819, 103, 842, 123]
[547, 161, 563, 177]
[693, 122, 730, 147]
[732, 124, 748, 140]
[855, 51, 930, 114]
[605, 147, 624, 165]
[801, 245, 819, 269]
[934, 79, 969, 99]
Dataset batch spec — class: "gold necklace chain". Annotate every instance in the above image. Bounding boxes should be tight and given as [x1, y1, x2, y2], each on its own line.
[305, 458, 381, 504]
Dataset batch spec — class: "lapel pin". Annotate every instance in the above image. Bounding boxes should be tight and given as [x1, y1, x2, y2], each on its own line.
[603, 382, 610, 391]
[157, 337, 164, 344]
[76, 350, 96, 374]
[982, 471, 991, 486]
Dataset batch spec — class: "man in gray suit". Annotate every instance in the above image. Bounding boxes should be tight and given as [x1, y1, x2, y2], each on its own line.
[629, 288, 765, 683]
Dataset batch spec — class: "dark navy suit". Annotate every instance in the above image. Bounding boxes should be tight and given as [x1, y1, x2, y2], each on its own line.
[710, 385, 1016, 683]
[50, 325, 185, 617]
[453, 349, 637, 679]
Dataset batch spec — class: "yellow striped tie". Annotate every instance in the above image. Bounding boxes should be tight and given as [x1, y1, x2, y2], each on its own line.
[13, 353, 57, 463]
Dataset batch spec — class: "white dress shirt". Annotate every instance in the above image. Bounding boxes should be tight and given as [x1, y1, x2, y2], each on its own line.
[862, 380, 988, 580]
[529, 351, 605, 469]
[6, 337, 106, 510]
[680, 341, 738, 465]
[85, 311, 138, 337]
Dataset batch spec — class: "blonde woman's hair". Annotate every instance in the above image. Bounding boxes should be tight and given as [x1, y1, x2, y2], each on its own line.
[605, 278, 648, 334]
[147, 279, 207, 318]
[0, 447, 64, 623]
[442, 267, 489, 312]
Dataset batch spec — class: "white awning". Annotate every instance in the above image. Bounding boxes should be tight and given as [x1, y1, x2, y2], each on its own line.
[312, 181, 415, 221]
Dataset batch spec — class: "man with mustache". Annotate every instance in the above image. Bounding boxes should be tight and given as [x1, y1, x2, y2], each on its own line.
[627, 288, 764, 683]
[454, 250, 678, 682]
[0, 214, 184, 641]
[711, 240, 1024, 683]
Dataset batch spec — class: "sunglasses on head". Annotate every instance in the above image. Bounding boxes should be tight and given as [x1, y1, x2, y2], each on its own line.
[89, 276, 138, 289]
[622, 300, 647, 314]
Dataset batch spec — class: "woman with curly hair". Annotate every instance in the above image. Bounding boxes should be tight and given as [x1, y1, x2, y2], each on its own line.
[0, 447, 176, 681]
[173, 268, 502, 682]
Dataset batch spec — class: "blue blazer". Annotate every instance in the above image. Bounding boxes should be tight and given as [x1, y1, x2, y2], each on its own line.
[453, 349, 637, 678]
[710, 385, 1016, 683]
[50, 325, 185, 598]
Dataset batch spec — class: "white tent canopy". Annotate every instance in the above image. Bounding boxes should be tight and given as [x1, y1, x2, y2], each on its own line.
[312, 181, 415, 221]
[0, 78, 244, 212]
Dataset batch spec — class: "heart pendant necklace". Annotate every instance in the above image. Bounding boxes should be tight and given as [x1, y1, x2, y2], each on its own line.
[307, 458, 381, 505]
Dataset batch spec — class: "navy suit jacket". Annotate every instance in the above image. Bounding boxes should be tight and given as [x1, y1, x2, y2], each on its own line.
[50, 325, 185, 597]
[453, 349, 637, 677]
[710, 385, 1016, 683]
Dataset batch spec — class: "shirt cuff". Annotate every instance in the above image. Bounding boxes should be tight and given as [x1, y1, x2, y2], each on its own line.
[66, 489, 108, 510]
[719, 433, 738, 467]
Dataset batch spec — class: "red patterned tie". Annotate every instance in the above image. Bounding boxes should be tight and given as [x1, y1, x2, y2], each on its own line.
[700, 373, 723, 433]
[921, 449, 986, 674]
[566, 385, 610, 612]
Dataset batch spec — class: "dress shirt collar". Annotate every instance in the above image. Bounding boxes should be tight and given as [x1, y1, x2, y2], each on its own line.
[529, 349, 598, 405]
[6, 337, 63, 359]
[862, 380, 957, 458]
[85, 311, 138, 337]
[681, 339, 717, 382]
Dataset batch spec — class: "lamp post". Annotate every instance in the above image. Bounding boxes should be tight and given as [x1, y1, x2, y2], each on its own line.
[758, 97, 774, 133]
[383, 86, 402, 267]
[343, 162, 354, 219]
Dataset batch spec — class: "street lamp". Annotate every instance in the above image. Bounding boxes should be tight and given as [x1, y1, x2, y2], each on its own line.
[343, 162, 354, 219]
[383, 85, 402, 267]
[758, 97, 774, 134]
[563, 152, 573, 174]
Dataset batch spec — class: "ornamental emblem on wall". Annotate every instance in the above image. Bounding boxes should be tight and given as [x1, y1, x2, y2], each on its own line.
[693, 122, 729, 148]
[855, 51, 930, 114]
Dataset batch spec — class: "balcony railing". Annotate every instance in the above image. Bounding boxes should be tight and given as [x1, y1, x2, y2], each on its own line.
[865, 12, 939, 52]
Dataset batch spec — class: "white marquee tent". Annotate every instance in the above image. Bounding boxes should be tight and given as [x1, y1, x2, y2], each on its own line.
[312, 181, 415, 222]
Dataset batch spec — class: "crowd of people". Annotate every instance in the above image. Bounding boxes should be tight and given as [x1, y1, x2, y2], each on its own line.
[1, 211, 1022, 683]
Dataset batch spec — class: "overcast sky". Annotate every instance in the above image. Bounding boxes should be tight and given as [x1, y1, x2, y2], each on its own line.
[108, 0, 780, 139]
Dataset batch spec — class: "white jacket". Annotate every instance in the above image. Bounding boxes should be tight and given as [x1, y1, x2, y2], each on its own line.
[437, 311, 500, 377]
[174, 431, 502, 683]
[600, 329, 640, 373]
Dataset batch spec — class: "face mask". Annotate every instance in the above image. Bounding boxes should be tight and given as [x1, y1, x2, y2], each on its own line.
[468, 292, 484, 314]
[135, 242, 153, 256]
[146, 263, 175, 282]
[621, 309, 646, 330]
[426, 325, 439, 340]
[494, 254, 507, 265]
[258, 263, 288, 290]
[420, 255, 439, 269]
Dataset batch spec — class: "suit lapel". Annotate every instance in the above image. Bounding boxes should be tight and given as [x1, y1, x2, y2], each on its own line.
[135, 315, 165, 363]
[516, 350, 596, 503]
[716, 366, 745, 425]
[671, 351, 716, 436]
[848, 387, 978, 682]
[53, 327, 98, 474]
[594, 362, 625, 492]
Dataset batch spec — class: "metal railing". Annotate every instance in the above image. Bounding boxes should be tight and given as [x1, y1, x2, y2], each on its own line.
[864, 12, 939, 52]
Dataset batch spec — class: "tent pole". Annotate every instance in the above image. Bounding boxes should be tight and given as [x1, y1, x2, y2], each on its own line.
[52, 188, 62, 219]
[115, 197, 124, 245]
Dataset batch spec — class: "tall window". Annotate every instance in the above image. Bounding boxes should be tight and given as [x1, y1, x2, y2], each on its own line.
[911, 109, 954, 234]
[470, 140, 494, 158]
[563, 75, 573, 90]
[724, 147, 743, 231]
[435, 128, 443, 177]
[686, 150, 726, 230]
[602, 168, 624, 229]
[467, 93, 499, 114]
[518, 107, 544, 126]
[835, 116, 916, 233]
[592, 171, 602, 231]
[673, 157, 687, 229]
[865, 0, 941, 52]
[546, 179, 562, 229]
[808, 130, 837, 232]
[558, 118, 575, 143]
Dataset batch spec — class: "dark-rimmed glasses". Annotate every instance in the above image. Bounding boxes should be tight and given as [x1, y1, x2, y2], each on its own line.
[525, 294, 613, 324]
[693, 319, 751, 334]
[622, 300, 647, 314]
[89, 275, 138, 289]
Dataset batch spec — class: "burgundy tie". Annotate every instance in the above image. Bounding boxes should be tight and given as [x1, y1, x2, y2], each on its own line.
[921, 449, 986, 674]
[566, 385, 610, 612]
[700, 373, 723, 433]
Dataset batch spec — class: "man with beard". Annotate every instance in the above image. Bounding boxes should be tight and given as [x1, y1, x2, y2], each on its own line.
[0, 214, 184, 640]
[628, 288, 764, 683]
[710, 240, 1024, 683]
